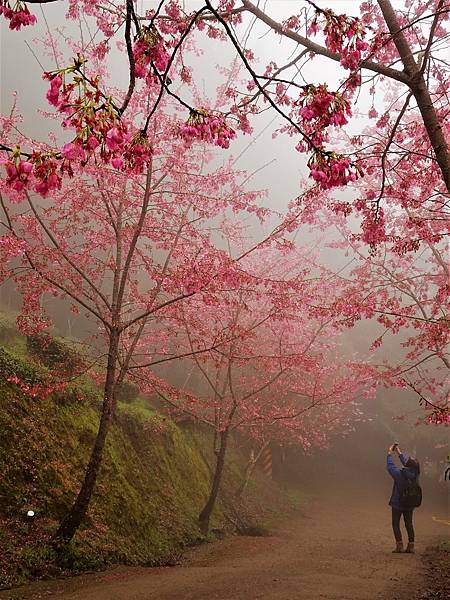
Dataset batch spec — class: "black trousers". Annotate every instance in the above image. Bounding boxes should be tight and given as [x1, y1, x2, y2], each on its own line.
[392, 507, 414, 543]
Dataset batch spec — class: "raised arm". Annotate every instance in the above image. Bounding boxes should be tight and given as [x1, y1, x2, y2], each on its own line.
[387, 450, 403, 483]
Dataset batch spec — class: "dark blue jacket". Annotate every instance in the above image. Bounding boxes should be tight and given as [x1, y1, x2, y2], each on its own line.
[386, 453, 418, 509]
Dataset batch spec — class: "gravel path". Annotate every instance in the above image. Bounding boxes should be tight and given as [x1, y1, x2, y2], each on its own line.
[1, 481, 447, 600]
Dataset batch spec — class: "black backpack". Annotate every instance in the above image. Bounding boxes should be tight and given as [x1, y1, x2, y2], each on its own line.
[400, 471, 422, 508]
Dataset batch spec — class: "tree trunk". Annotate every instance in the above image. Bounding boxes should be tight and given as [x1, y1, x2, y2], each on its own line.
[237, 442, 269, 497]
[54, 329, 120, 545]
[237, 455, 256, 498]
[199, 429, 229, 535]
[378, 0, 450, 192]
[410, 77, 450, 192]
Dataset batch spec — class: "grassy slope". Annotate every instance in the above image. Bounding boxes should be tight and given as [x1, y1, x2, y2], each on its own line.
[0, 314, 292, 587]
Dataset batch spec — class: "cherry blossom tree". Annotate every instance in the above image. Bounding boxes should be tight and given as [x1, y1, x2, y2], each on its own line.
[0, 0, 448, 544]
[1, 1, 448, 289]
[131, 247, 370, 534]
[1, 1, 448, 204]
[325, 221, 450, 425]
[0, 89, 279, 544]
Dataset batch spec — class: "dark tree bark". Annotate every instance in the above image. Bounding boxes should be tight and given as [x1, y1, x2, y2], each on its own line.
[53, 329, 120, 544]
[377, 0, 450, 192]
[242, 0, 450, 192]
[199, 429, 229, 535]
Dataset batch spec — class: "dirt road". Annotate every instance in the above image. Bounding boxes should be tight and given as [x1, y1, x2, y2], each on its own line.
[1, 483, 448, 600]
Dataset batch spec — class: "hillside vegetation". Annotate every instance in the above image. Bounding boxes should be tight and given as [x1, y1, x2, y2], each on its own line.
[0, 314, 292, 588]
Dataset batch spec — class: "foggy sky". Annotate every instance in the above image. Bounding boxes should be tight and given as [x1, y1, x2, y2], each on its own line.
[0, 2, 447, 445]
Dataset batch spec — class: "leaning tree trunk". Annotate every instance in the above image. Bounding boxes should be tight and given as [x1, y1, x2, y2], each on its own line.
[237, 453, 256, 498]
[378, 0, 450, 192]
[54, 329, 120, 545]
[237, 442, 269, 498]
[199, 429, 229, 535]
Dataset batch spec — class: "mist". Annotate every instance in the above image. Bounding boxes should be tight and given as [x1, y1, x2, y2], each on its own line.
[0, 1, 449, 597]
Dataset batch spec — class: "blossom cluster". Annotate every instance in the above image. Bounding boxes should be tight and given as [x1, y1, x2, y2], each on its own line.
[0, 0, 36, 30]
[299, 84, 351, 129]
[108, 130, 153, 173]
[354, 200, 388, 248]
[43, 58, 126, 162]
[308, 9, 369, 74]
[296, 84, 352, 150]
[3, 154, 33, 192]
[44, 57, 152, 174]
[33, 152, 62, 195]
[179, 109, 236, 149]
[308, 151, 361, 190]
[425, 410, 450, 425]
[133, 26, 170, 84]
[6, 374, 66, 400]
[1, 149, 62, 197]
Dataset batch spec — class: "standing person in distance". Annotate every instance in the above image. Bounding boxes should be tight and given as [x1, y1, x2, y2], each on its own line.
[386, 443, 422, 554]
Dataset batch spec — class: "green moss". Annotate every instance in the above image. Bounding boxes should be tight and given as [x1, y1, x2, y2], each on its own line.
[0, 366, 213, 584]
[0, 323, 293, 587]
[0, 312, 27, 356]
[438, 540, 450, 552]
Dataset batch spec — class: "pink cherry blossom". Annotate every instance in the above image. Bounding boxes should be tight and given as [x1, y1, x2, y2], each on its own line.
[106, 127, 126, 152]
[179, 109, 236, 149]
[45, 74, 63, 107]
[32, 154, 62, 196]
[133, 27, 170, 82]
[3, 156, 33, 192]
[61, 141, 85, 161]
[308, 152, 361, 190]
[1, 1, 37, 30]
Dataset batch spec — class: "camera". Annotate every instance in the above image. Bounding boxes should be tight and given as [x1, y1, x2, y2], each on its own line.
[392, 442, 399, 451]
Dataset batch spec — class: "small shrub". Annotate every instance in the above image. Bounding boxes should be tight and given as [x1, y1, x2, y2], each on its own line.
[238, 523, 271, 537]
[438, 540, 450, 552]
[0, 322, 18, 345]
[116, 381, 140, 403]
[21, 545, 58, 578]
[56, 540, 106, 572]
[0, 346, 43, 385]
[26, 334, 85, 376]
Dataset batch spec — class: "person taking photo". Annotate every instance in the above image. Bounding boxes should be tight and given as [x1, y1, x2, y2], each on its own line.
[386, 444, 422, 553]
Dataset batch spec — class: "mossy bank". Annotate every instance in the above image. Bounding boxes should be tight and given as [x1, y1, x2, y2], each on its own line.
[0, 314, 293, 588]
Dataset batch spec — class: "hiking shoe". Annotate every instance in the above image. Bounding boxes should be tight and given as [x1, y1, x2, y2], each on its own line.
[392, 541, 404, 553]
[405, 542, 415, 554]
